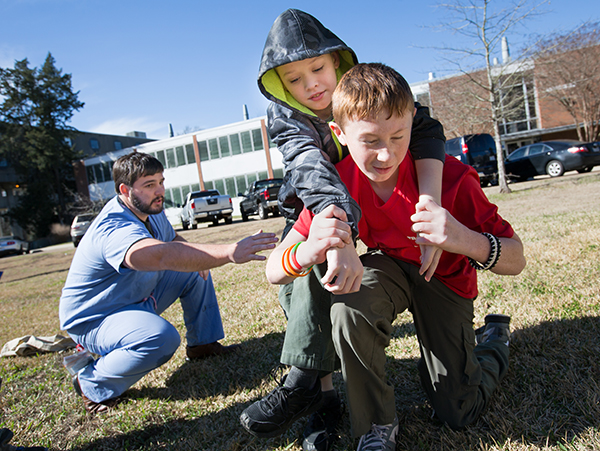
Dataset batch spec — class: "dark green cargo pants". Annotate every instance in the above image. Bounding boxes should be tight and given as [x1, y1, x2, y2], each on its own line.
[331, 250, 510, 437]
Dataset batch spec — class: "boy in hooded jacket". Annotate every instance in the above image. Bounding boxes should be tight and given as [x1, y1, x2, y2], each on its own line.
[240, 9, 447, 449]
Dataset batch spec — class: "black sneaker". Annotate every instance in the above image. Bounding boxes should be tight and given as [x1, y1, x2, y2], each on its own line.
[475, 314, 511, 347]
[240, 375, 323, 438]
[302, 394, 343, 451]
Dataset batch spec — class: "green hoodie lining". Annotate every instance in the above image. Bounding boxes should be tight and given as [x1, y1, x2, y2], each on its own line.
[261, 49, 356, 117]
[261, 50, 355, 162]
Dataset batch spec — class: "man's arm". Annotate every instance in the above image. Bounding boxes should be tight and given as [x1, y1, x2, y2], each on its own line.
[123, 231, 278, 272]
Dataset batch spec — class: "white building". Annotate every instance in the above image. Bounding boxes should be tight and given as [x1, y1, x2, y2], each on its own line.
[82, 116, 285, 225]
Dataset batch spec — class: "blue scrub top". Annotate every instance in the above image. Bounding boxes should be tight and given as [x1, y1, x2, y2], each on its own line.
[59, 196, 176, 330]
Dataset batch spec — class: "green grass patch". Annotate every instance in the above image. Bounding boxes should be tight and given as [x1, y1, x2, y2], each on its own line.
[1, 171, 600, 450]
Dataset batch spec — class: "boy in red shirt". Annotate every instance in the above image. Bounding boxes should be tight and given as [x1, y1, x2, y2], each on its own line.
[264, 63, 526, 450]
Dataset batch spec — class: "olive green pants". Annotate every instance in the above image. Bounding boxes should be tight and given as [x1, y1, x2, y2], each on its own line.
[278, 262, 339, 375]
[331, 251, 510, 437]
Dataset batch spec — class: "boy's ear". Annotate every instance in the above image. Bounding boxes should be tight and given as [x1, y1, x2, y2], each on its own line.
[329, 122, 347, 146]
[331, 51, 340, 70]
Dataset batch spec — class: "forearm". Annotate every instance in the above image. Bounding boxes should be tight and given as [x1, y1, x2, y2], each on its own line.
[125, 239, 235, 272]
[459, 229, 526, 275]
[266, 231, 306, 285]
[415, 158, 443, 205]
[288, 158, 361, 236]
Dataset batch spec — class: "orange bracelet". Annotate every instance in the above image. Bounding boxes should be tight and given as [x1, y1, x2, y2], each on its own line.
[281, 242, 313, 277]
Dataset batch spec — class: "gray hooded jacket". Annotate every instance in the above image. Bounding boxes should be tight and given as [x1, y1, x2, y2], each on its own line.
[258, 9, 446, 235]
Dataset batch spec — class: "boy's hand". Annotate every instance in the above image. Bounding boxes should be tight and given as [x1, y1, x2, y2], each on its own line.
[300, 205, 352, 266]
[410, 198, 468, 255]
[321, 246, 363, 294]
[418, 245, 442, 282]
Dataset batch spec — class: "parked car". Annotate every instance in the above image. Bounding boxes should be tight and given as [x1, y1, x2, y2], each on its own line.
[70, 214, 96, 247]
[444, 133, 498, 187]
[0, 236, 29, 257]
[239, 178, 283, 221]
[504, 140, 600, 181]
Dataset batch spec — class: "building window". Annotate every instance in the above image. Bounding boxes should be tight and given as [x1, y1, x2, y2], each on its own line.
[219, 136, 231, 158]
[156, 150, 166, 167]
[86, 165, 95, 184]
[114, 141, 123, 150]
[164, 188, 173, 207]
[185, 144, 196, 164]
[240, 131, 253, 153]
[101, 162, 112, 181]
[209, 138, 220, 160]
[225, 177, 236, 196]
[94, 164, 104, 183]
[198, 141, 209, 161]
[90, 139, 100, 150]
[236, 175, 247, 194]
[175, 146, 185, 166]
[252, 129, 264, 151]
[166, 148, 176, 168]
[172, 186, 183, 207]
[214, 179, 225, 194]
[230, 134, 242, 155]
[497, 73, 538, 135]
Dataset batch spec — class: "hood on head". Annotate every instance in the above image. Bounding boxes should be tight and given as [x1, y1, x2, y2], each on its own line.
[258, 9, 358, 116]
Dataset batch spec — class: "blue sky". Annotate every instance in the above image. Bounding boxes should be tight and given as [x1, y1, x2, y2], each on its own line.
[0, 0, 596, 140]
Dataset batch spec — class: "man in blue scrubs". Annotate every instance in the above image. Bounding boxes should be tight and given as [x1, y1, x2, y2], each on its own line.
[59, 152, 277, 414]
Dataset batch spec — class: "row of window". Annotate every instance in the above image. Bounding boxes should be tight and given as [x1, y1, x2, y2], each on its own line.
[87, 161, 113, 185]
[145, 128, 270, 170]
[85, 159, 284, 204]
[85, 127, 273, 185]
[163, 168, 285, 208]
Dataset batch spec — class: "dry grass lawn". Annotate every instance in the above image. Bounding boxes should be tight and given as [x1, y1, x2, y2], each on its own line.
[0, 170, 599, 450]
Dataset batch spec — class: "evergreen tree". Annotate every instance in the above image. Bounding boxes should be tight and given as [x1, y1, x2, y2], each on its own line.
[0, 53, 84, 237]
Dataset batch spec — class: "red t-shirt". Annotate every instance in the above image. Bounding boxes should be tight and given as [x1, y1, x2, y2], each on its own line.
[294, 154, 514, 298]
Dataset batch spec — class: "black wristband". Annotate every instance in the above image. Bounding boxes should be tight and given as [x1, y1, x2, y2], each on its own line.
[468, 232, 501, 271]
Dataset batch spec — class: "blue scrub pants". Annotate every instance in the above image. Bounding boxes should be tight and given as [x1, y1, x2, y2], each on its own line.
[68, 270, 224, 403]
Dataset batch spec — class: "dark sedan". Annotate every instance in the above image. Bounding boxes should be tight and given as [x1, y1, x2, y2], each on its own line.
[504, 140, 600, 181]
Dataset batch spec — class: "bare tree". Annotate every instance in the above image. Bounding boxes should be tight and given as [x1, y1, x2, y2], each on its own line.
[432, 0, 547, 193]
[533, 22, 600, 143]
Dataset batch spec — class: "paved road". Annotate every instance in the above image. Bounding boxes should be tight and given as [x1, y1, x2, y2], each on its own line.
[31, 241, 75, 254]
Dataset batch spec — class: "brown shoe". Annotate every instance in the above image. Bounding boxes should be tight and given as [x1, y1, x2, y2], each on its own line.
[186, 341, 241, 360]
[73, 375, 119, 415]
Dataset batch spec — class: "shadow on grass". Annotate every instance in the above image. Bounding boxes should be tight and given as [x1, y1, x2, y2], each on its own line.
[391, 315, 600, 450]
[124, 331, 286, 402]
[65, 316, 600, 451]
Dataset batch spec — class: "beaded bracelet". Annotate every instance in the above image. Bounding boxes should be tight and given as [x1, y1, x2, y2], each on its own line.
[281, 242, 313, 277]
[468, 232, 502, 271]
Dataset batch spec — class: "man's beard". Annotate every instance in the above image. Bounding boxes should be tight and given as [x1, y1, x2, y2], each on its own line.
[131, 192, 164, 215]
